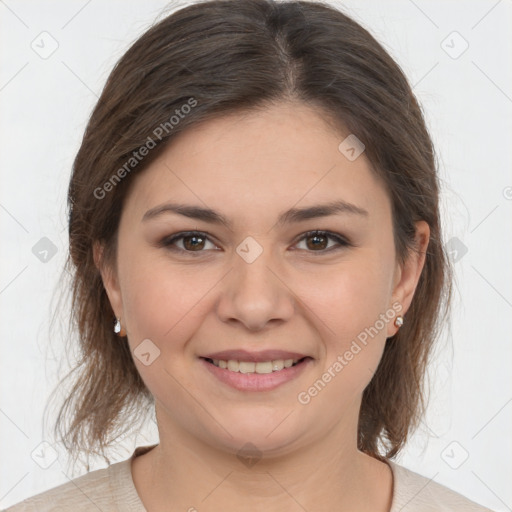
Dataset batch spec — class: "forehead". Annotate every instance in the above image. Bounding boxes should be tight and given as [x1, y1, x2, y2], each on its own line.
[122, 102, 392, 229]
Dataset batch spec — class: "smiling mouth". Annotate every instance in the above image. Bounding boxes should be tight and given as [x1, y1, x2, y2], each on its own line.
[201, 356, 311, 374]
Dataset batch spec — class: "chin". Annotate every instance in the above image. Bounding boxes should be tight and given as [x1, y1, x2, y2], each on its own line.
[202, 413, 305, 458]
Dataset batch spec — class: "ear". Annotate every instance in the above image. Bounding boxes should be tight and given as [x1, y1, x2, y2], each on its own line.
[93, 240, 124, 321]
[387, 220, 430, 337]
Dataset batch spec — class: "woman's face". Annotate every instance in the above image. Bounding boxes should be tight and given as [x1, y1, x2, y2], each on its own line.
[97, 101, 428, 457]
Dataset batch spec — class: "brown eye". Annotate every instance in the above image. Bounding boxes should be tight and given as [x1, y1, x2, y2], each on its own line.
[181, 234, 206, 251]
[161, 231, 217, 255]
[295, 230, 350, 253]
[305, 233, 329, 250]
[160, 230, 351, 257]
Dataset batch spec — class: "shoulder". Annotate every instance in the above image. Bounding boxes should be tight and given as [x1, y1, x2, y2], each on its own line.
[388, 460, 496, 512]
[2, 444, 155, 512]
[2, 460, 129, 512]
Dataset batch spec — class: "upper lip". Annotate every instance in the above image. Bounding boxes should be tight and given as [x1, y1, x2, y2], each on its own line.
[201, 350, 311, 362]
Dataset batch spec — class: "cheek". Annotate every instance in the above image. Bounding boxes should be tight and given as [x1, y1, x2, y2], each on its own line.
[300, 256, 393, 342]
[118, 259, 215, 413]
[296, 254, 393, 395]
[120, 254, 218, 351]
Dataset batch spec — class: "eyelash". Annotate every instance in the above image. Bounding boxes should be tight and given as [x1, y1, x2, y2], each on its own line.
[159, 230, 352, 257]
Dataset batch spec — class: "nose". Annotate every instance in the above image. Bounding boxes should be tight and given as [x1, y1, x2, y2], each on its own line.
[216, 245, 295, 332]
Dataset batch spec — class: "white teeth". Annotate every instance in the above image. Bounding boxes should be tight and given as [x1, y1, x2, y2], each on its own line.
[272, 360, 284, 371]
[255, 361, 273, 374]
[227, 360, 239, 372]
[239, 361, 255, 374]
[208, 358, 303, 373]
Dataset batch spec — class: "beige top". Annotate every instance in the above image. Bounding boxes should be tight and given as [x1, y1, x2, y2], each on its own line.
[2, 444, 495, 511]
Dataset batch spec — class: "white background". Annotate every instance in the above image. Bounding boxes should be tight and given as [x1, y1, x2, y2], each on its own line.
[0, 0, 511, 510]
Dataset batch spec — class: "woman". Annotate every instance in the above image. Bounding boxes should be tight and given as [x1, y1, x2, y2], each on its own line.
[4, 0, 495, 510]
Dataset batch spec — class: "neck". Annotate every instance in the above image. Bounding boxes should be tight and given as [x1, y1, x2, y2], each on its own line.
[131, 407, 394, 511]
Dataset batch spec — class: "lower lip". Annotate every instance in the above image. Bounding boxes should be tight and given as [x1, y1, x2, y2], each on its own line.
[200, 357, 313, 392]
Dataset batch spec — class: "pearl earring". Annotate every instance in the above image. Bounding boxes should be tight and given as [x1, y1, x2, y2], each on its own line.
[114, 317, 127, 337]
[394, 315, 404, 328]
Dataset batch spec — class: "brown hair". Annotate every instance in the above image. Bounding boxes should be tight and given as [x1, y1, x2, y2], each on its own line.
[46, 0, 453, 473]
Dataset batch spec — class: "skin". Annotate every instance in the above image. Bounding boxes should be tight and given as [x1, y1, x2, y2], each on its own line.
[94, 100, 429, 512]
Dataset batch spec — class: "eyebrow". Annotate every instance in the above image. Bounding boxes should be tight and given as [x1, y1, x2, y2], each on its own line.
[141, 199, 369, 230]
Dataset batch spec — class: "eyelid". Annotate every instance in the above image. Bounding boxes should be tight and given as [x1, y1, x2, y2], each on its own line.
[160, 230, 219, 256]
[160, 230, 352, 256]
[295, 230, 352, 252]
